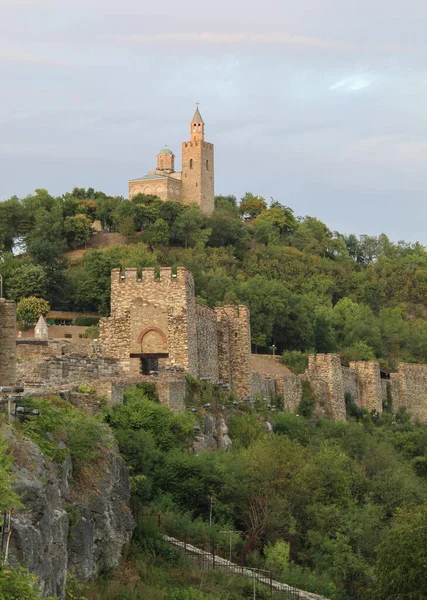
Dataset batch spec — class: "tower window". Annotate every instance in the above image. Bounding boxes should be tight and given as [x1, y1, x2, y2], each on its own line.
[206, 160, 209, 170]
[193, 124, 197, 132]
[189, 159, 193, 169]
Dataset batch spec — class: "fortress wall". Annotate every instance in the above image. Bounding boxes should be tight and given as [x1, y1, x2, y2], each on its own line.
[251, 372, 276, 401]
[341, 366, 358, 401]
[217, 306, 252, 398]
[101, 268, 198, 374]
[215, 311, 232, 386]
[306, 354, 346, 420]
[195, 303, 219, 381]
[283, 373, 303, 412]
[392, 364, 427, 422]
[0, 299, 16, 386]
[349, 361, 382, 413]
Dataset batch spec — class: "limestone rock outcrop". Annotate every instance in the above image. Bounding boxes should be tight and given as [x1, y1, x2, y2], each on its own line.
[6, 431, 134, 599]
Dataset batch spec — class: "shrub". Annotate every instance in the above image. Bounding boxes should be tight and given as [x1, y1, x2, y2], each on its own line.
[273, 413, 310, 445]
[16, 296, 50, 326]
[280, 350, 313, 374]
[77, 384, 95, 394]
[228, 413, 266, 448]
[64, 333, 72, 338]
[0, 568, 54, 600]
[74, 316, 100, 326]
[166, 590, 210, 600]
[264, 539, 290, 574]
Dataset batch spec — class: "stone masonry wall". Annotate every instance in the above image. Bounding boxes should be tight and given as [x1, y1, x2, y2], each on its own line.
[100, 268, 198, 376]
[341, 366, 358, 400]
[196, 303, 219, 381]
[391, 363, 427, 422]
[306, 354, 346, 420]
[349, 361, 382, 413]
[217, 306, 252, 398]
[215, 311, 232, 385]
[0, 298, 16, 386]
[251, 372, 276, 401]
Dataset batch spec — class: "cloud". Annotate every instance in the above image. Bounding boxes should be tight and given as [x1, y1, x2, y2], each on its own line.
[330, 75, 373, 92]
[0, 52, 71, 67]
[113, 31, 358, 51]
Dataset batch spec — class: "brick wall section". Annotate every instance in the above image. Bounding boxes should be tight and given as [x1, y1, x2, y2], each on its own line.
[0, 299, 16, 386]
[349, 361, 382, 412]
[196, 303, 219, 381]
[217, 306, 252, 398]
[306, 354, 346, 420]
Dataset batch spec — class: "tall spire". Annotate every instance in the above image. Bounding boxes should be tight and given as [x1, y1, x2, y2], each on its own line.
[190, 103, 204, 141]
[191, 106, 204, 124]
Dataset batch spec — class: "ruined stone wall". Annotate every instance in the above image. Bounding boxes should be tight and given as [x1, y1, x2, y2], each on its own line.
[391, 364, 427, 421]
[217, 306, 252, 398]
[306, 354, 346, 420]
[215, 310, 232, 385]
[341, 366, 358, 400]
[283, 373, 303, 412]
[196, 303, 219, 381]
[251, 372, 276, 401]
[20, 354, 124, 389]
[0, 298, 16, 386]
[349, 361, 382, 413]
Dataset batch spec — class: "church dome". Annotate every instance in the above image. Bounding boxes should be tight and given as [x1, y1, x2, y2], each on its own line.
[157, 148, 174, 156]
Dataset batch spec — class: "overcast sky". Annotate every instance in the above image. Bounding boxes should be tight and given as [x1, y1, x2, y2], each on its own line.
[1, 0, 427, 242]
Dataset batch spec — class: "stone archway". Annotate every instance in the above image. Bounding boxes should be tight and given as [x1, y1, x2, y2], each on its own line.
[137, 327, 167, 354]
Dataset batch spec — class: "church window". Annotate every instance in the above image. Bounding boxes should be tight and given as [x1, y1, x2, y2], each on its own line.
[193, 124, 197, 132]
[206, 160, 209, 170]
[198, 123, 201, 131]
[190, 159, 193, 169]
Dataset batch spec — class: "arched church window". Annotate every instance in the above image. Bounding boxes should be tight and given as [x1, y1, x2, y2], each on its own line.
[198, 123, 201, 131]
[190, 159, 193, 169]
[193, 123, 197, 132]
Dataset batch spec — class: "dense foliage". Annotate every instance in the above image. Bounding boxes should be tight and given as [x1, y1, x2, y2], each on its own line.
[99, 386, 427, 600]
[3, 188, 427, 366]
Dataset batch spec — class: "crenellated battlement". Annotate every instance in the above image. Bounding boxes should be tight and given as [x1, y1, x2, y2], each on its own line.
[112, 267, 193, 285]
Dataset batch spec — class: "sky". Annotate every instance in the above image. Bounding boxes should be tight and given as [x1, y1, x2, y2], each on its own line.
[1, 0, 427, 242]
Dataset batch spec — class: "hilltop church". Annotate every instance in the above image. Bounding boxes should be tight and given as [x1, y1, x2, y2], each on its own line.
[128, 107, 215, 215]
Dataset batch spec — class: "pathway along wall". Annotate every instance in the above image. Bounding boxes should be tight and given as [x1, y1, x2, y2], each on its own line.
[0, 298, 16, 386]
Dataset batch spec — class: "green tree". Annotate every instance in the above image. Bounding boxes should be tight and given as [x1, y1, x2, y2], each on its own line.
[174, 205, 211, 248]
[239, 192, 267, 218]
[16, 296, 50, 325]
[6, 264, 48, 302]
[374, 505, 427, 599]
[64, 214, 92, 249]
[119, 216, 138, 245]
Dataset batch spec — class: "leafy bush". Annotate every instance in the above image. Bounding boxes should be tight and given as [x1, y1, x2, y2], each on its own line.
[228, 413, 266, 448]
[74, 316, 100, 326]
[108, 391, 195, 451]
[281, 350, 312, 374]
[0, 568, 54, 600]
[20, 397, 109, 475]
[165, 590, 210, 600]
[16, 296, 50, 326]
[264, 539, 290, 574]
[77, 384, 95, 394]
[273, 413, 311, 445]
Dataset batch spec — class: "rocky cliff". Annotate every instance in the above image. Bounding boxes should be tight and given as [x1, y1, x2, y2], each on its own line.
[6, 429, 134, 599]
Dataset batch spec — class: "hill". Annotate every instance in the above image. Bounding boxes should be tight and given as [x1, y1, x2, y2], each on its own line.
[2, 187, 427, 368]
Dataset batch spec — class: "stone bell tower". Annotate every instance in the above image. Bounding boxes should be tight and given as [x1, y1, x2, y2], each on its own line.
[181, 107, 214, 215]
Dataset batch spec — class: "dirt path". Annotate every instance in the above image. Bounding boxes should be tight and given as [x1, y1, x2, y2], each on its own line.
[252, 354, 292, 377]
